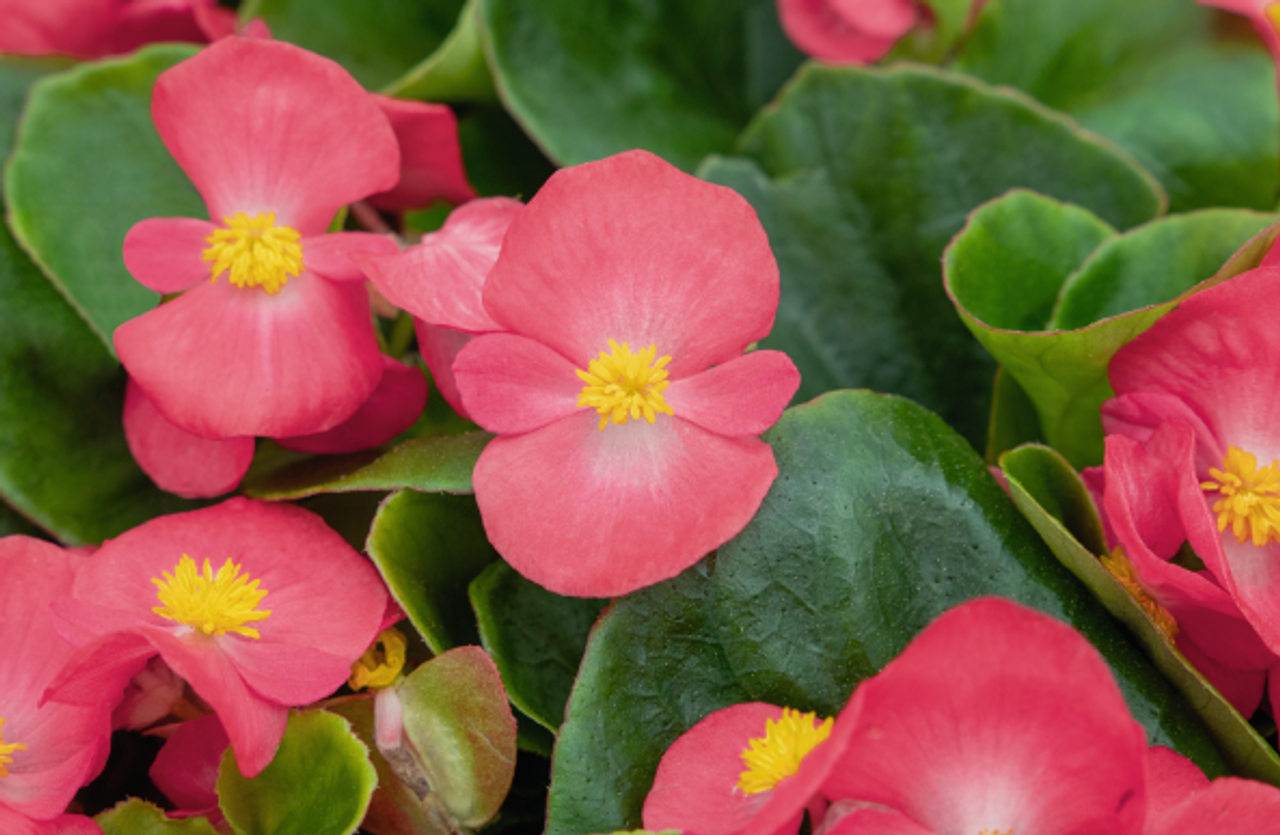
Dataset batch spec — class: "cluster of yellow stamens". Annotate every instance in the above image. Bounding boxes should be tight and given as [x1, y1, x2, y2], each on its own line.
[1100, 547, 1179, 640]
[1201, 446, 1280, 547]
[576, 340, 675, 431]
[736, 708, 833, 795]
[0, 718, 26, 778]
[348, 627, 408, 691]
[151, 554, 272, 639]
[202, 211, 304, 295]
[978, 830, 1011, 835]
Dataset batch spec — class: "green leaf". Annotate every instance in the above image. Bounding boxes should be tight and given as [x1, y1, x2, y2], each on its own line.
[97, 800, 220, 835]
[397, 646, 518, 829]
[701, 63, 1162, 446]
[546, 392, 1226, 835]
[470, 560, 608, 731]
[456, 105, 556, 200]
[999, 444, 1280, 785]
[0, 501, 41, 538]
[219, 710, 377, 835]
[242, 0, 466, 92]
[985, 367, 1045, 466]
[5, 45, 205, 355]
[953, 0, 1280, 212]
[241, 431, 491, 501]
[367, 489, 497, 652]
[382, 0, 497, 102]
[0, 55, 72, 163]
[479, 0, 804, 169]
[945, 190, 1278, 467]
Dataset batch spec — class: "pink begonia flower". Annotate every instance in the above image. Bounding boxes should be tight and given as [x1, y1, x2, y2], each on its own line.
[360, 197, 523, 419]
[44, 498, 388, 777]
[1143, 744, 1280, 834]
[367, 96, 477, 213]
[115, 37, 402, 441]
[0, 807, 104, 835]
[1101, 265, 1280, 656]
[150, 713, 227, 818]
[0, 0, 235, 58]
[0, 537, 113, 827]
[776, 0, 920, 64]
[451, 150, 800, 597]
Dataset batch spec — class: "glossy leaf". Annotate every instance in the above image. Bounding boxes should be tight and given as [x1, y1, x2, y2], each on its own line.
[219, 710, 377, 835]
[479, 0, 804, 169]
[1000, 444, 1280, 785]
[955, 0, 1279, 212]
[702, 63, 1162, 446]
[242, 0, 465, 91]
[398, 646, 518, 829]
[367, 489, 496, 652]
[97, 800, 219, 835]
[382, 0, 496, 102]
[5, 45, 204, 354]
[546, 391, 1225, 835]
[241, 431, 491, 501]
[945, 189, 1279, 467]
[470, 560, 608, 731]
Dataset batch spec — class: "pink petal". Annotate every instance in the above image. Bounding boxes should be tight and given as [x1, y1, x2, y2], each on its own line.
[482, 150, 779, 378]
[277, 355, 427, 454]
[821, 598, 1147, 835]
[0, 807, 104, 835]
[0, 0, 118, 58]
[219, 639, 356, 706]
[106, 0, 208, 54]
[821, 807, 936, 835]
[1178, 637, 1265, 719]
[360, 198, 521, 331]
[776, 0, 904, 64]
[122, 217, 217, 295]
[1147, 777, 1280, 835]
[115, 273, 383, 439]
[301, 232, 400, 283]
[417, 322, 475, 420]
[453, 332, 582, 435]
[664, 351, 800, 437]
[1144, 745, 1210, 818]
[829, 0, 917, 39]
[151, 38, 400, 233]
[150, 713, 230, 813]
[367, 96, 477, 212]
[124, 377, 254, 498]
[473, 411, 779, 597]
[42, 630, 156, 707]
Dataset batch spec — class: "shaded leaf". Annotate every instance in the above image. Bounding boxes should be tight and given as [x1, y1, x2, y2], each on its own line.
[97, 800, 219, 835]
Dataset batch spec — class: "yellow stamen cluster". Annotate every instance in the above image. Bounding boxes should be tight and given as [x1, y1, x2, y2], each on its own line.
[978, 830, 1011, 835]
[576, 340, 675, 431]
[202, 211, 304, 295]
[736, 708, 833, 796]
[1100, 547, 1179, 641]
[1202, 446, 1280, 547]
[152, 554, 272, 639]
[348, 627, 408, 691]
[0, 718, 26, 778]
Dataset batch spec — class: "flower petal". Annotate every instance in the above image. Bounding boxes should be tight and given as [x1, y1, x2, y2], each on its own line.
[115, 274, 383, 439]
[124, 377, 254, 498]
[122, 217, 218, 294]
[277, 355, 427, 454]
[473, 411, 779, 596]
[302, 232, 400, 283]
[776, 0, 904, 64]
[482, 150, 779, 377]
[664, 351, 800, 437]
[1147, 777, 1280, 835]
[150, 713, 227, 813]
[453, 332, 582, 436]
[151, 38, 400, 232]
[417, 322, 475, 420]
[367, 95, 477, 211]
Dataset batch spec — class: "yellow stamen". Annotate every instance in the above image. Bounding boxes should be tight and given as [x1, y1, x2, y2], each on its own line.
[1201, 446, 1280, 547]
[152, 554, 271, 639]
[348, 627, 408, 691]
[736, 708, 833, 795]
[0, 718, 26, 778]
[575, 339, 675, 431]
[202, 211, 304, 295]
[1267, 3, 1280, 36]
[1100, 547, 1179, 641]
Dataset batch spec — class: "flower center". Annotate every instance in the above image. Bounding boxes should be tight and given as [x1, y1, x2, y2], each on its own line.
[0, 718, 26, 778]
[202, 211, 304, 295]
[736, 708, 833, 795]
[349, 627, 408, 691]
[1201, 446, 1280, 546]
[575, 340, 674, 431]
[978, 831, 1011, 835]
[1100, 547, 1179, 640]
[151, 554, 272, 639]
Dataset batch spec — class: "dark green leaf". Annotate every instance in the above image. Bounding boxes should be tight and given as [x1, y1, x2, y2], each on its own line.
[366, 489, 497, 652]
[97, 800, 219, 835]
[382, 0, 497, 102]
[479, 0, 804, 169]
[547, 392, 1225, 835]
[5, 45, 205, 354]
[456, 105, 556, 200]
[470, 560, 608, 731]
[219, 710, 376, 835]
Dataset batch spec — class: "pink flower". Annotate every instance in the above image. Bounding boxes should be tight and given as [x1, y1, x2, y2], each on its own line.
[367, 96, 477, 213]
[150, 713, 228, 819]
[449, 150, 800, 597]
[115, 37, 403, 441]
[44, 498, 388, 777]
[776, 0, 919, 64]
[1144, 745, 1280, 834]
[0, 537, 113, 828]
[0, 0, 243, 59]
[1100, 265, 1280, 655]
